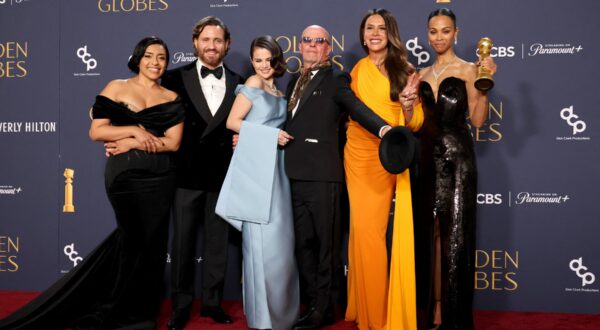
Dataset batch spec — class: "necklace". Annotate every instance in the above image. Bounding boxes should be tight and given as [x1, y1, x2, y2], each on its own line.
[263, 79, 277, 93]
[431, 56, 456, 84]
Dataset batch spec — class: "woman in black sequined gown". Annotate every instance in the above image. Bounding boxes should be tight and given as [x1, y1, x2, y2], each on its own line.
[0, 37, 184, 330]
[413, 9, 497, 330]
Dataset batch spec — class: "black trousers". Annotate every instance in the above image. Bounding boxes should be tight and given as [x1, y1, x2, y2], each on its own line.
[170, 188, 230, 310]
[290, 180, 343, 314]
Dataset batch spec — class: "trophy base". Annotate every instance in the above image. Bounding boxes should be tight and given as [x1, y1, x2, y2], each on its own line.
[475, 78, 494, 92]
[63, 205, 75, 213]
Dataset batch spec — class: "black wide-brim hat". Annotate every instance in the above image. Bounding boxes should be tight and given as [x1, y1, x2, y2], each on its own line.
[378, 126, 417, 174]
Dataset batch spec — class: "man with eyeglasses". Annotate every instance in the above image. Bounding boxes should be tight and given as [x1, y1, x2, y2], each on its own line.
[284, 25, 391, 330]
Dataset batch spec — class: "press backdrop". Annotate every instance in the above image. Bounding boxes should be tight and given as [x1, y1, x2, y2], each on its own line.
[1, 0, 599, 314]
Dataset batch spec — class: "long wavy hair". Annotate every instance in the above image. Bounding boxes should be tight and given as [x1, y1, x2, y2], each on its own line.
[359, 8, 413, 102]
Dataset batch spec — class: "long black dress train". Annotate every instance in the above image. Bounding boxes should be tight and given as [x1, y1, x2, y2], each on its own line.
[415, 77, 477, 330]
[0, 95, 184, 330]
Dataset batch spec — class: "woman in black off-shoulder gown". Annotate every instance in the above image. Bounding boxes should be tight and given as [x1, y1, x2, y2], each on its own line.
[0, 37, 184, 330]
[412, 8, 497, 330]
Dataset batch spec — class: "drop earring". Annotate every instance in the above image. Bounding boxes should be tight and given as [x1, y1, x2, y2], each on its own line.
[363, 41, 367, 46]
[454, 37, 458, 45]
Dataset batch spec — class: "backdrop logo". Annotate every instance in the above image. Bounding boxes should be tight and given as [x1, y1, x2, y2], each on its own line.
[0, 235, 19, 272]
[560, 105, 586, 134]
[477, 193, 502, 205]
[172, 51, 196, 64]
[565, 257, 598, 293]
[97, 0, 168, 12]
[0, 121, 57, 133]
[476, 45, 516, 58]
[64, 243, 83, 267]
[0, 0, 32, 6]
[76, 45, 97, 72]
[556, 105, 590, 141]
[209, 0, 239, 8]
[277, 35, 345, 73]
[512, 192, 569, 206]
[470, 101, 503, 142]
[528, 43, 582, 56]
[570, 258, 595, 287]
[0, 185, 22, 195]
[0, 41, 28, 78]
[475, 249, 518, 291]
[406, 37, 430, 66]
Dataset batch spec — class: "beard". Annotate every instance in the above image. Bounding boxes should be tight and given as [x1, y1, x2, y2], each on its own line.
[197, 48, 226, 68]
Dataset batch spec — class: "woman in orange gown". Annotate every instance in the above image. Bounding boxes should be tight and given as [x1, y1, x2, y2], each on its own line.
[345, 8, 423, 330]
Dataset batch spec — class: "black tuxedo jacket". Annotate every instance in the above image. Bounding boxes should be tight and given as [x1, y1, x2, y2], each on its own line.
[162, 61, 244, 191]
[284, 67, 387, 183]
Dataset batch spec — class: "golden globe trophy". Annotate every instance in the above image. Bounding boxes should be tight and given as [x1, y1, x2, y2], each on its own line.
[475, 37, 494, 91]
[63, 168, 75, 213]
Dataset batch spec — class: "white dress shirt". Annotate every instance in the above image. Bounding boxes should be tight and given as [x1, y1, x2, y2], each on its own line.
[196, 60, 226, 116]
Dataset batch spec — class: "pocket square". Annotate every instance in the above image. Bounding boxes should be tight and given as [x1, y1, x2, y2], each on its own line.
[305, 138, 319, 143]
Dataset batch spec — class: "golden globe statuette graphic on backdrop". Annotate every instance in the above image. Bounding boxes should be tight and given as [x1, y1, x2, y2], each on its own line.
[63, 168, 75, 213]
[436, 0, 451, 3]
[475, 37, 494, 91]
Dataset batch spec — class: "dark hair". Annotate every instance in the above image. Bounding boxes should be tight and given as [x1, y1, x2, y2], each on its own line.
[359, 8, 413, 102]
[250, 35, 286, 78]
[127, 36, 170, 73]
[428, 8, 457, 27]
[192, 16, 231, 41]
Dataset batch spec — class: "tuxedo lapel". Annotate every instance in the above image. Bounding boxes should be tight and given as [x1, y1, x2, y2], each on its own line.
[289, 68, 328, 123]
[202, 67, 237, 138]
[182, 61, 213, 124]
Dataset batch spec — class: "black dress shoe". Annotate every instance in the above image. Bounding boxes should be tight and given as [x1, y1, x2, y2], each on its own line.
[200, 306, 233, 324]
[293, 308, 324, 330]
[167, 308, 190, 330]
[296, 306, 316, 323]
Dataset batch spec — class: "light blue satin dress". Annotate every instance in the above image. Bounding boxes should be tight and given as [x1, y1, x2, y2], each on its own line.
[216, 85, 299, 330]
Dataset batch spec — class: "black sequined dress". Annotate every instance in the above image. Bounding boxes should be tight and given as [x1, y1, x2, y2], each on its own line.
[415, 77, 477, 330]
[0, 95, 184, 330]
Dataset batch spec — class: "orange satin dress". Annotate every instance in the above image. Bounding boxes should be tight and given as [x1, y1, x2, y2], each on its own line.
[344, 58, 423, 330]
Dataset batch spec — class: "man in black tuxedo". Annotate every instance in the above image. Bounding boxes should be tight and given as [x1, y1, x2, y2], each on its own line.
[161, 16, 243, 330]
[285, 25, 391, 329]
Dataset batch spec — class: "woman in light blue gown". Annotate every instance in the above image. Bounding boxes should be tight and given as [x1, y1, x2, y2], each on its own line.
[216, 35, 299, 330]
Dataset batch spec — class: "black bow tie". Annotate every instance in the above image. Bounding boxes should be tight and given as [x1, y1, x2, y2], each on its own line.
[201, 65, 223, 79]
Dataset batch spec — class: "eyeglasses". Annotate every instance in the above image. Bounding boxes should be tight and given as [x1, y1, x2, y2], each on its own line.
[301, 36, 329, 45]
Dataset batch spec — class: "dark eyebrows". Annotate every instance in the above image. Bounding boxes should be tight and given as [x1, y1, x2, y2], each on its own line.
[366, 23, 386, 27]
